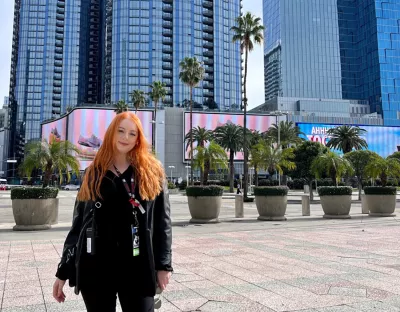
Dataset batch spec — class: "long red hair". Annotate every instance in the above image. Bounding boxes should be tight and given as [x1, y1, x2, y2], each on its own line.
[78, 112, 165, 201]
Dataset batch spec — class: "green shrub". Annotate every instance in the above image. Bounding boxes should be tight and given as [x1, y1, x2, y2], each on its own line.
[178, 181, 187, 190]
[11, 187, 59, 200]
[292, 178, 306, 189]
[317, 186, 352, 196]
[364, 186, 396, 195]
[167, 182, 176, 189]
[243, 197, 254, 202]
[186, 185, 224, 197]
[207, 180, 222, 185]
[258, 179, 271, 186]
[254, 186, 289, 196]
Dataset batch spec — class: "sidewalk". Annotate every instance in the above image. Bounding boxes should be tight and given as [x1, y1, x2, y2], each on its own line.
[1, 193, 400, 311]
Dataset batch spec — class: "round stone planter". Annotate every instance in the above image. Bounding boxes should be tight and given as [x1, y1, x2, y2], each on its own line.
[187, 196, 221, 223]
[255, 195, 287, 221]
[12, 198, 59, 231]
[168, 188, 179, 195]
[320, 195, 351, 219]
[364, 194, 396, 217]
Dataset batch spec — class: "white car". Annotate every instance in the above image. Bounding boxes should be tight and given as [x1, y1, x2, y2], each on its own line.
[62, 184, 80, 191]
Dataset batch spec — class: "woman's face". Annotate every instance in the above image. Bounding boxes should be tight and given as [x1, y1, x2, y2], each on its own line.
[115, 118, 139, 155]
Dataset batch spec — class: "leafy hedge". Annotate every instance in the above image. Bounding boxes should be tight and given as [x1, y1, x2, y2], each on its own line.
[364, 186, 397, 195]
[11, 187, 59, 200]
[243, 197, 254, 202]
[317, 186, 352, 196]
[254, 186, 289, 196]
[178, 181, 187, 190]
[186, 185, 224, 197]
[167, 182, 176, 189]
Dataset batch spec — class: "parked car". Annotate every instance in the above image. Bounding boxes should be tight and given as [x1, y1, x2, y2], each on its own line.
[0, 184, 6, 191]
[62, 184, 80, 191]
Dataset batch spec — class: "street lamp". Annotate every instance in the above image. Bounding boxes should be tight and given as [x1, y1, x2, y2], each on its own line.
[168, 165, 175, 181]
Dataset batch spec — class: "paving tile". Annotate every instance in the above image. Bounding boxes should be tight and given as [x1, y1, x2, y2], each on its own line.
[314, 305, 362, 312]
[199, 300, 275, 312]
[168, 297, 208, 311]
[162, 289, 204, 301]
[2, 295, 44, 308]
[1, 304, 47, 312]
[4, 286, 42, 298]
[328, 286, 367, 297]
[348, 300, 400, 311]
[45, 300, 87, 312]
[5, 280, 41, 290]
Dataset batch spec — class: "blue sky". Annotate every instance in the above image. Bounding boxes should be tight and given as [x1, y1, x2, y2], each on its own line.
[0, 0, 264, 109]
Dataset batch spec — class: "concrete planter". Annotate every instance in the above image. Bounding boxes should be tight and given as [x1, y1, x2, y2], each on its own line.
[12, 198, 59, 231]
[187, 196, 221, 223]
[168, 188, 179, 194]
[320, 195, 351, 219]
[364, 194, 396, 217]
[255, 195, 287, 221]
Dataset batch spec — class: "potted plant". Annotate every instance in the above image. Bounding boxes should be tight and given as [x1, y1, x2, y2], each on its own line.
[363, 186, 396, 217]
[11, 187, 59, 230]
[311, 151, 354, 219]
[254, 186, 289, 221]
[363, 155, 400, 216]
[186, 185, 224, 223]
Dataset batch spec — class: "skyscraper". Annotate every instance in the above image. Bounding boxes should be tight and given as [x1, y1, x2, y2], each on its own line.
[108, 0, 242, 110]
[7, 0, 242, 166]
[262, 0, 400, 126]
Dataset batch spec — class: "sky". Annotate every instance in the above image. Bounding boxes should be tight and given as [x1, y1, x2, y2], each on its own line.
[0, 0, 264, 110]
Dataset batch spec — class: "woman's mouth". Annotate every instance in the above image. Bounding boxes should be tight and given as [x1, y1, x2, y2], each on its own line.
[118, 141, 129, 146]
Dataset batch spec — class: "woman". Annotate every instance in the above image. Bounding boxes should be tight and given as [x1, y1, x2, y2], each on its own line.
[53, 112, 172, 311]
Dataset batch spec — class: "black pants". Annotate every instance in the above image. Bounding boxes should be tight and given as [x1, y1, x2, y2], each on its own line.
[81, 287, 154, 312]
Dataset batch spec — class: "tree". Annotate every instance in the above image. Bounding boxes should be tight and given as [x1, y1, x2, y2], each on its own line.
[184, 126, 213, 182]
[257, 145, 296, 177]
[19, 140, 80, 188]
[344, 150, 378, 200]
[364, 155, 400, 187]
[193, 141, 228, 185]
[388, 151, 400, 161]
[291, 141, 329, 200]
[214, 123, 243, 192]
[179, 57, 205, 185]
[266, 121, 304, 148]
[148, 81, 167, 153]
[326, 125, 368, 154]
[311, 151, 354, 187]
[248, 130, 266, 186]
[231, 12, 264, 198]
[130, 89, 146, 113]
[114, 99, 129, 114]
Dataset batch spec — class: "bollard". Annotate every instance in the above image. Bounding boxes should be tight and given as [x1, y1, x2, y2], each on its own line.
[302, 194, 310, 216]
[361, 194, 368, 214]
[304, 185, 310, 194]
[235, 194, 244, 218]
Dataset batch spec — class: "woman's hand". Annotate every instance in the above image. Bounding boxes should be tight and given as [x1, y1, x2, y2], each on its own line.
[157, 270, 172, 291]
[53, 278, 66, 303]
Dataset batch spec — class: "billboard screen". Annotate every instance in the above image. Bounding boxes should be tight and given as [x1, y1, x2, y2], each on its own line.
[297, 123, 400, 158]
[183, 112, 276, 160]
[67, 109, 153, 170]
[41, 118, 67, 144]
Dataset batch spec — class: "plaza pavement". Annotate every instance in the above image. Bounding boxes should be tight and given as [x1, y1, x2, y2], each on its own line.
[0, 191, 400, 311]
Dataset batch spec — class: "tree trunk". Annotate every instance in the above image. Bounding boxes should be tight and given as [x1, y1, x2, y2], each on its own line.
[309, 181, 314, 201]
[331, 169, 337, 187]
[358, 177, 362, 200]
[190, 87, 194, 186]
[43, 163, 52, 188]
[203, 160, 210, 185]
[243, 47, 249, 198]
[381, 173, 387, 187]
[229, 150, 234, 193]
[255, 165, 258, 186]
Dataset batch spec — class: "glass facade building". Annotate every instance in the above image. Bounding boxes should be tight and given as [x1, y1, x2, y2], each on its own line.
[263, 0, 400, 126]
[109, 0, 242, 110]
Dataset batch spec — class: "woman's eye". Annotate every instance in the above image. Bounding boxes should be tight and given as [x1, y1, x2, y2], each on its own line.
[118, 130, 124, 133]
[130, 133, 136, 136]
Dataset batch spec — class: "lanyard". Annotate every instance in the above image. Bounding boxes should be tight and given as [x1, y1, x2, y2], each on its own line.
[113, 165, 145, 215]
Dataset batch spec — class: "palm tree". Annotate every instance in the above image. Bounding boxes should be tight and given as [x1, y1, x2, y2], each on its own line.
[214, 124, 243, 192]
[326, 125, 368, 154]
[184, 126, 213, 181]
[179, 57, 205, 185]
[20, 140, 80, 187]
[231, 12, 264, 197]
[259, 145, 296, 178]
[266, 121, 304, 148]
[193, 141, 228, 185]
[149, 81, 167, 153]
[365, 155, 400, 187]
[311, 151, 354, 186]
[114, 99, 129, 114]
[130, 89, 146, 113]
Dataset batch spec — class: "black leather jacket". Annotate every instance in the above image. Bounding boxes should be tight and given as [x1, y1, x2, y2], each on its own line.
[55, 177, 172, 296]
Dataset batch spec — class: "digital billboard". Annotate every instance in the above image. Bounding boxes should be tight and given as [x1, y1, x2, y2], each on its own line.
[297, 123, 400, 158]
[41, 118, 67, 144]
[67, 109, 153, 170]
[183, 112, 277, 161]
